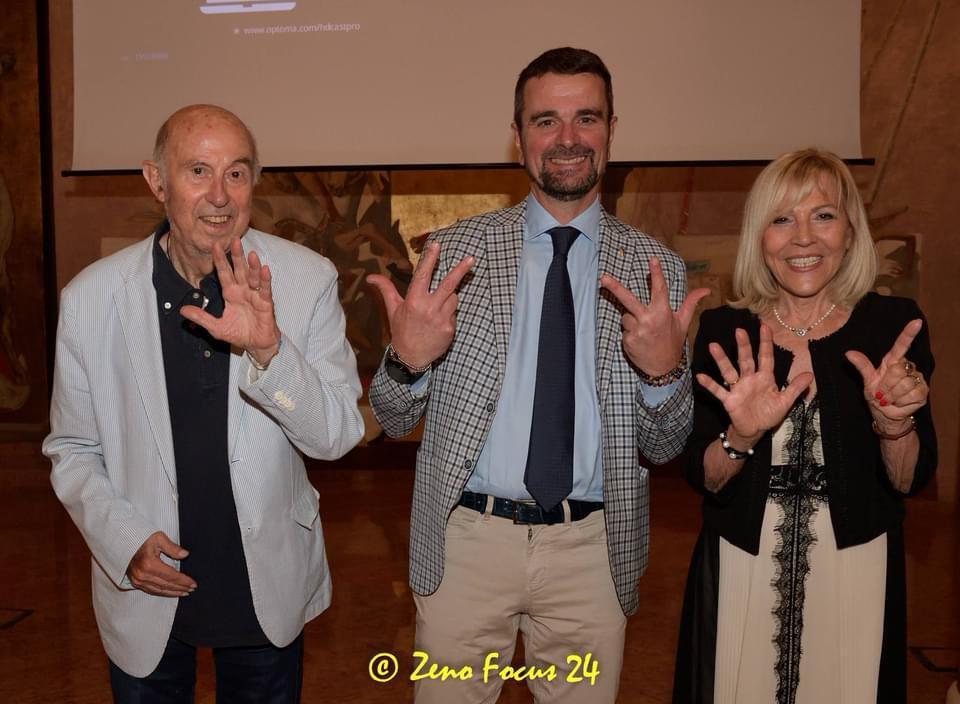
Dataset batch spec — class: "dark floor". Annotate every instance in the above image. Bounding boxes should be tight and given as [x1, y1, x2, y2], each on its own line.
[0, 440, 956, 703]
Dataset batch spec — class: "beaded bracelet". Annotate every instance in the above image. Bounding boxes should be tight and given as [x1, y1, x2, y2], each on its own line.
[638, 350, 688, 387]
[386, 344, 432, 374]
[720, 431, 755, 460]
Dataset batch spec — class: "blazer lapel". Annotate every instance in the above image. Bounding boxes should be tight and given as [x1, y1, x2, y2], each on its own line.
[484, 207, 525, 377]
[114, 243, 178, 493]
[596, 212, 635, 408]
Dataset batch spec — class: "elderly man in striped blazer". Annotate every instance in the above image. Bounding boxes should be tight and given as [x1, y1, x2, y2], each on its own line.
[43, 105, 363, 703]
[368, 48, 707, 703]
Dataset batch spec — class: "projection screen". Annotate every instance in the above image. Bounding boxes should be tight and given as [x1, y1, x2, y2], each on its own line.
[72, 0, 862, 170]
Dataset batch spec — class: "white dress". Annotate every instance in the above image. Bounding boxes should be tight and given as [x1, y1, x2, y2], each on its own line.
[713, 398, 888, 704]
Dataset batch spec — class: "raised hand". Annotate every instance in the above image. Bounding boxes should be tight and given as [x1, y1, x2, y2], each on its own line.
[697, 325, 813, 442]
[600, 257, 710, 376]
[367, 241, 475, 369]
[180, 238, 282, 367]
[127, 531, 196, 598]
[845, 319, 928, 426]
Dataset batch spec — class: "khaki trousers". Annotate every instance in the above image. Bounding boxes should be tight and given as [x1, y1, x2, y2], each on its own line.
[413, 504, 626, 704]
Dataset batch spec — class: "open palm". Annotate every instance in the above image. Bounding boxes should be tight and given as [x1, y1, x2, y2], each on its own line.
[697, 325, 813, 439]
[180, 238, 282, 360]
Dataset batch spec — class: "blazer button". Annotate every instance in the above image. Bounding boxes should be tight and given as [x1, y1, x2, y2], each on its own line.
[464, 460, 472, 469]
[485, 402, 495, 412]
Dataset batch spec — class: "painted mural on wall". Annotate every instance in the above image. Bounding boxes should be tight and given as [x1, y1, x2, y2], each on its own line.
[249, 171, 412, 379]
[118, 166, 922, 387]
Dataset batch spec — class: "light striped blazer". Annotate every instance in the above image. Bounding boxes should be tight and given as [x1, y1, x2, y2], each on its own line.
[43, 228, 363, 676]
[369, 201, 693, 615]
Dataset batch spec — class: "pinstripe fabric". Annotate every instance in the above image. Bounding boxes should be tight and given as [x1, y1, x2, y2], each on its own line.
[369, 201, 693, 615]
[43, 228, 363, 676]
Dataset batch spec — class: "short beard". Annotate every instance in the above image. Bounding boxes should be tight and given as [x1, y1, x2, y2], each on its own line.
[528, 146, 601, 202]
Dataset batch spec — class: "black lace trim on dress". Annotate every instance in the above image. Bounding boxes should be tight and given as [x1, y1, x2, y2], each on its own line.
[769, 397, 828, 704]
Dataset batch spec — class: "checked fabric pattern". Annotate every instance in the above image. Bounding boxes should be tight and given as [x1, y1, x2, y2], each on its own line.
[369, 201, 693, 615]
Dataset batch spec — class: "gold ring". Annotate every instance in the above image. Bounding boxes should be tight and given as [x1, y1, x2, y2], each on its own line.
[724, 379, 738, 388]
[904, 360, 916, 374]
[913, 374, 922, 386]
[254, 286, 262, 292]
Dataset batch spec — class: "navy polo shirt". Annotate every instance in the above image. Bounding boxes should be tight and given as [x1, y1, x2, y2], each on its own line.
[152, 225, 267, 647]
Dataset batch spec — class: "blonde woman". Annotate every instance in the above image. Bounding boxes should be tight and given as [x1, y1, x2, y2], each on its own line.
[672, 149, 937, 703]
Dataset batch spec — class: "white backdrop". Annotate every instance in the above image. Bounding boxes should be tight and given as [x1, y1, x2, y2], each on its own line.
[72, 0, 862, 170]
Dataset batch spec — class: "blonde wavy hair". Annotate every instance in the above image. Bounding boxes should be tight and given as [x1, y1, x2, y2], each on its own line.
[730, 148, 877, 313]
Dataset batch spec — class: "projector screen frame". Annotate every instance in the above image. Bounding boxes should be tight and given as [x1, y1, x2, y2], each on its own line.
[62, 158, 875, 178]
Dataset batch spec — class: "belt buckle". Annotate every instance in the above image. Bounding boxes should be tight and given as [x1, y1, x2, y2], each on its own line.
[512, 500, 537, 525]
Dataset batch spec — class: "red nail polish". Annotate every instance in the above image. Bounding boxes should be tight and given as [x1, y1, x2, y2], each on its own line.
[879, 399, 889, 407]
[874, 391, 884, 400]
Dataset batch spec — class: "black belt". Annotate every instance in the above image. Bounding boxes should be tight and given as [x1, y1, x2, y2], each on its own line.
[458, 490, 603, 525]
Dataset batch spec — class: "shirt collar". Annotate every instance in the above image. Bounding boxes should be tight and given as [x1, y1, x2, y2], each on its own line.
[151, 221, 224, 316]
[524, 193, 601, 243]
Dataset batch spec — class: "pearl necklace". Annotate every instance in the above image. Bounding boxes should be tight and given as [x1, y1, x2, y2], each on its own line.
[772, 303, 837, 337]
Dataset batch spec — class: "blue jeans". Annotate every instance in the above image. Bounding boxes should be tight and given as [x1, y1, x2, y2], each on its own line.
[109, 633, 303, 704]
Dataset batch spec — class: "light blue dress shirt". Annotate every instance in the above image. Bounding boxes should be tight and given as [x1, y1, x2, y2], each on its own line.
[466, 195, 605, 500]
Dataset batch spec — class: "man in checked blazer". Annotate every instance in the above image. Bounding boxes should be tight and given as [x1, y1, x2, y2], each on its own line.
[43, 105, 363, 702]
[368, 48, 708, 703]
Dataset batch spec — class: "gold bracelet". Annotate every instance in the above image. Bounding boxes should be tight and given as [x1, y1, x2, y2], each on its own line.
[247, 339, 281, 372]
[872, 415, 916, 440]
[246, 351, 269, 371]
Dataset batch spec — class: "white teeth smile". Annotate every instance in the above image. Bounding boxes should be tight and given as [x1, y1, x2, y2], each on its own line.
[550, 156, 587, 165]
[787, 256, 822, 267]
[201, 215, 230, 224]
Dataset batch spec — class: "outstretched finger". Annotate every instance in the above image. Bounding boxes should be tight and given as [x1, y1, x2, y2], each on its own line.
[366, 274, 403, 318]
[229, 238, 250, 285]
[245, 248, 264, 291]
[757, 324, 774, 373]
[212, 240, 238, 288]
[433, 254, 476, 300]
[647, 257, 669, 308]
[599, 274, 645, 318]
[735, 328, 755, 375]
[708, 342, 740, 386]
[696, 372, 728, 401]
[845, 350, 877, 386]
[257, 264, 275, 305]
[887, 319, 923, 362]
[409, 241, 441, 295]
[676, 287, 711, 332]
[439, 292, 459, 320]
[780, 371, 814, 407]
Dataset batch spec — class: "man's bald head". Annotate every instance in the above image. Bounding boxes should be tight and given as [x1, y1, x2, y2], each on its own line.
[152, 105, 261, 182]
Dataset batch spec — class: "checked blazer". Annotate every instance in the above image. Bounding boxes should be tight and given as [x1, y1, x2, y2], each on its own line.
[369, 201, 693, 615]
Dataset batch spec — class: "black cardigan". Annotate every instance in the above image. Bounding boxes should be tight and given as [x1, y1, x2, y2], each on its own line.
[686, 292, 937, 555]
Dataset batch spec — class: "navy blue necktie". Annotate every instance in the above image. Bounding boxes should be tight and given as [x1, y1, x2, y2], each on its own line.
[524, 226, 580, 512]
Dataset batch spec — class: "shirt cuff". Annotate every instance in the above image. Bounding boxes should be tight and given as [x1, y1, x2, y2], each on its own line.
[246, 359, 265, 384]
[409, 369, 431, 397]
[639, 378, 681, 407]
